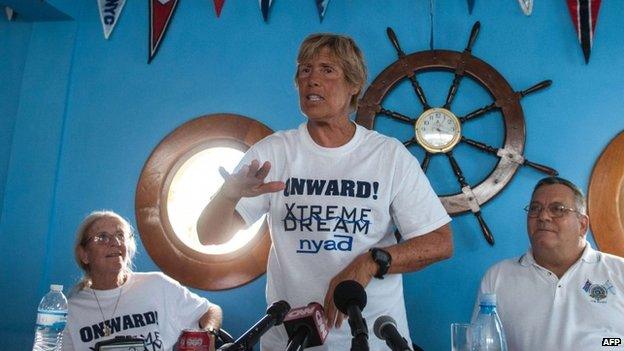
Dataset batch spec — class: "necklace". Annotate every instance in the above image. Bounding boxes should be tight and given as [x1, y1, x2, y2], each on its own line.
[92, 287, 122, 337]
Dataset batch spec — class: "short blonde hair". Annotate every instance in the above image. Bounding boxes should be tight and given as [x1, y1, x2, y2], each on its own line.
[295, 33, 368, 111]
[74, 210, 137, 290]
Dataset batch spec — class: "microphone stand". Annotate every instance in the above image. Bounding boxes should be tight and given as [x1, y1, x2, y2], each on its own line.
[347, 305, 369, 351]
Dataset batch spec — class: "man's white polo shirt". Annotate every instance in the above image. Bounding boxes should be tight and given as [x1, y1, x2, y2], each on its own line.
[477, 243, 624, 351]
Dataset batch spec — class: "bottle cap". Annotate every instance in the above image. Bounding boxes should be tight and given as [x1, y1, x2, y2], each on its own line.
[50, 284, 63, 292]
[480, 293, 497, 306]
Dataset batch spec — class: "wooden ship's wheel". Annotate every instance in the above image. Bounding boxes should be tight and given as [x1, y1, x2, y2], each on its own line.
[356, 22, 558, 245]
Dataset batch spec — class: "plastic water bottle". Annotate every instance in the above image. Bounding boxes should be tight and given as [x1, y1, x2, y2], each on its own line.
[471, 293, 507, 351]
[32, 284, 68, 351]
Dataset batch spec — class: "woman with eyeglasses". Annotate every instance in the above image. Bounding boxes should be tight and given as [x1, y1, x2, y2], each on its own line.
[62, 210, 222, 351]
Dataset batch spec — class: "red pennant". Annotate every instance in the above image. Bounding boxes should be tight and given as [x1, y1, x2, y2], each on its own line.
[566, 0, 601, 64]
[149, 0, 180, 63]
[214, 0, 225, 17]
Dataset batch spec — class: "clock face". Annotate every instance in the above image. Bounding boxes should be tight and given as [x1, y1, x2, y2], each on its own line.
[415, 108, 462, 153]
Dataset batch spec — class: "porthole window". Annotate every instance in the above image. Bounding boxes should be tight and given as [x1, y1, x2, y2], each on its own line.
[135, 114, 273, 290]
[166, 147, 265, 255]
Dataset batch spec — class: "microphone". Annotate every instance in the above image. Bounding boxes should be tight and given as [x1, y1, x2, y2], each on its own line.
[283, 302, 328, 351]
[373, 315, 412, 351]
[220, 300, 291, 351]
[333, 280, 369, 351]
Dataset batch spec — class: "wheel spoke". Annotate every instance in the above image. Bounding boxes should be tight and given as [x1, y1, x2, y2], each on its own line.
[522, 159, 559, 176]
[461, 136, 498, 154]
[421, 152, 431, 173]
[443, 74, 464, 110]
[408, 75, 431, 110]
[474, 211, 495, 245]
[459, 102, 497, 123]
[519, 80, 552, 98]
[443, 22, 480, 110]
[386, 27, 407, 57]
[465, 22, 481, 53]
[445, 150, 494, 245]
[445, 151, 469, 188]
[403, 138, 417, 148]
[379, 107, 415, 124]
[386, 27, 431, 110]
[462, 137, 558, 176]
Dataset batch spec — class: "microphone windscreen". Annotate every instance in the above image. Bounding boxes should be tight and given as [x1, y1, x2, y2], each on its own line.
[373, 315, 397, 339]
[333, 280, 367, 314]
[283, 303, 328, 347]
[267, 300, 291, 325]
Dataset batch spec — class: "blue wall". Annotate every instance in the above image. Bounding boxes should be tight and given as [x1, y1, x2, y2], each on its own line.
[0, 17, 32, 220]
[2, 1, 623, 349]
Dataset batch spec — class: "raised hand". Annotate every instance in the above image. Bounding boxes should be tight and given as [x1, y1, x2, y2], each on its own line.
[219, 159, 285, 201]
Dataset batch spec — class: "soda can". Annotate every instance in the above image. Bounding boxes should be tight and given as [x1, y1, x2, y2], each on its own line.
[177, 329, 213, 351]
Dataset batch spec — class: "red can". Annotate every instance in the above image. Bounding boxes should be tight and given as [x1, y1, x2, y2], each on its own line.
[177, 329, 213, 351]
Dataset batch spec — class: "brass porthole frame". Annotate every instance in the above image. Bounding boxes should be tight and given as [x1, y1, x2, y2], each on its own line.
[588, 131, 624, 258]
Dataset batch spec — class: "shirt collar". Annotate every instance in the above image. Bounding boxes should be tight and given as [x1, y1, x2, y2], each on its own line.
[518, 241, 599, 267]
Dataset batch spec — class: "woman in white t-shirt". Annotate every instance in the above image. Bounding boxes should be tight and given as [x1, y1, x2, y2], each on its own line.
[197, 33, 453, 350]
[62, 210, 222, 351]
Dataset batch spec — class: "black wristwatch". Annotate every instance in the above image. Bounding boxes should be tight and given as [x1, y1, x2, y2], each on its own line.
[369, 248, 392, 279]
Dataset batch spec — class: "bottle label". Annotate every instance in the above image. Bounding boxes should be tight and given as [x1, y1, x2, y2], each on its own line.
[36, 310, 67, 331]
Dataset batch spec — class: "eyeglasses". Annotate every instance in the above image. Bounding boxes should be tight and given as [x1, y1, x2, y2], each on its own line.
[524, 203, 582, 218]
[84, 231, 133, 246]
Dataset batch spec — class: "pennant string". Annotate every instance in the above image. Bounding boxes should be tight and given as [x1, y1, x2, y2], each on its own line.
[429, 0, 435, 50]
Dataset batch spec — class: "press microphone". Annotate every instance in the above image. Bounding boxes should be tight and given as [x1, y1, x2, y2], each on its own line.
[219, 300, 291, 351]
[373, 315, 412, 351]
[283, 302, 329, 351]
[333, 280, 369, 351]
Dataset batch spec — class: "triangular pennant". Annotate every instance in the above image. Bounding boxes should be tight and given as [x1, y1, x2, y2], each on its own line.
[213, 0, 225, 18]
[517, 0, 533, 16]
[5, 6, 15, 21]
[97, 0, 127, 39]
[566, 0, 602, 64]
[259, 0, 273, 22]
[315, 0, 330, 22]
[149, 0, 179, 63]
[467, 0, 475, 14]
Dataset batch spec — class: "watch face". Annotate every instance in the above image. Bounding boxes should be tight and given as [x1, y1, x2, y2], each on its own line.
[374, 249, 390, 262]
[415, 108, 461, 153]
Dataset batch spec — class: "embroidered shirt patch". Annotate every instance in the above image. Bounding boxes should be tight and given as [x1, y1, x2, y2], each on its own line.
[582, 279, 614, 303]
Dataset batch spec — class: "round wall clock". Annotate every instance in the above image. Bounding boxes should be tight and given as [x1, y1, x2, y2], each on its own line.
[356, 22, 558, 245]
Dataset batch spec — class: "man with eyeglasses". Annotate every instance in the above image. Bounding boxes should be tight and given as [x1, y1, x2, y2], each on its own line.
[474, 176, 624, 351]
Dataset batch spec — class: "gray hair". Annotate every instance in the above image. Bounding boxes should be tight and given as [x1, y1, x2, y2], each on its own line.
[532, 176, 586, 215]
[74, 210, 137, 290]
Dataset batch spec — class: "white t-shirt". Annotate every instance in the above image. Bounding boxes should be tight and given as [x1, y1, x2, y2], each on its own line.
[63, 272, 212, 351]
[235, 123, 451, 350]
[477, 243, 624, 351]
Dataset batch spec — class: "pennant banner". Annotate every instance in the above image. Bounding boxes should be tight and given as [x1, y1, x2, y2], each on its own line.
[517, 0, 533, 16]
[213, 0, 225, 18]
[467, 0, 475, 14]
[316, 0, 329, 22]
[149, 0, 180, 63]
[97, 0, 126, 39]
[566, 0, 602, 64]
[260, 0, 273, 22]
